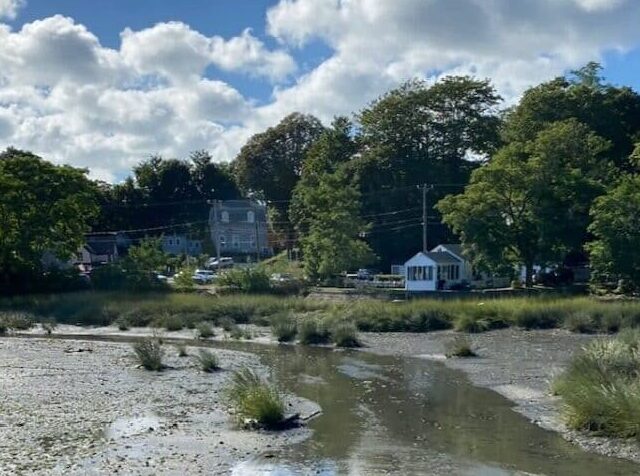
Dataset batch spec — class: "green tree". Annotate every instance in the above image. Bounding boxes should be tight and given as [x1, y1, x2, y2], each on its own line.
[588, 175, 640, 292]
[438, 120, 611, 286]
[504, 63, 640, 172]
[0, 148, 98, 293]
[349, 76, 502, 266]
[234, 113, 325, 247]
[127, 237, 168, 273]
[298, 171, 374, 282]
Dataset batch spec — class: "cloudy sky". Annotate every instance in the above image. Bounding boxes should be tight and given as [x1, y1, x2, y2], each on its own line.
[1, 0, 639, 182]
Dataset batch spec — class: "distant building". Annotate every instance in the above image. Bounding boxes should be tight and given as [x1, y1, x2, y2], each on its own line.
[404, 251, 462, 292]
[209, 200, 271, 257]
[161, 234, 203, 256]
[73, 233, 124, 272]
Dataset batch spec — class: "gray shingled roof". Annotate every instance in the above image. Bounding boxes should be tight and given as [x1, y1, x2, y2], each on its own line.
[422, 251, 462, 264]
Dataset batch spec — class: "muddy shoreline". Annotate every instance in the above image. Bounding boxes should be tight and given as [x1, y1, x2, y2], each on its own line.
[4, 324, 640, 472]
[0, 335, 318, 476]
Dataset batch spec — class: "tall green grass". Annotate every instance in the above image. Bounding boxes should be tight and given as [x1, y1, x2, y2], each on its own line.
[3, 292, 640, 336]
[553, 330, 640, 438]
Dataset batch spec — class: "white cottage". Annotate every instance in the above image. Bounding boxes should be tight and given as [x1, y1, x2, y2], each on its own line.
[404, 251, 463, 292]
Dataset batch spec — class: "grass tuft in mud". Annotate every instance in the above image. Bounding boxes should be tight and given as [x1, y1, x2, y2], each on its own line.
[195, 349, 220, 372]
[132, 337, 164, 371]
[330, 320, 361, 348]
[271, 313, 297, 343]
[553, 330, 640, 438]
[445, 336, 477, 358]
[196, 322, 215, 339]
[226, 367, 285, 429]
[175, 343, 188, 357]
[298, 317, 330, 345]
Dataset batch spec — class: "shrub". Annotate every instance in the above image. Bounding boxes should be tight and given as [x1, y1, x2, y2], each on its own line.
[5, 312, 34, 330]
[271, 313, 297, 343]
[331, 321, 361, 348]
[217, 268, 272, 294]
[175, 343, 188, 357]
[454, 314, 491, 333]
[196, 322, 215, 339]
[229, 326, 251, 340]
[445, 336, 477, 358]
[298, 318, 330, 345]
[196, 349, 220, 372]
[132, 337, 164, 371]
[226, 368, 284, 428]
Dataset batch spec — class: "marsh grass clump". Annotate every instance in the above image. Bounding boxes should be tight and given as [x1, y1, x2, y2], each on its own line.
[41, 319, 57, 335]
[229, 325, 252, 340]
[445, 336, 477, 358]
[196, 349, 220, 372]
[196, 322, 215, 339]
[219, 317, 236, 332]
[132, 337, 164, 371]
[330, 321, 361, 348]
[0, 318, 7, 335]
[115, 316, 130, 331]
[553, 330, 640, 438]
[226, 368, 284, 429]
[271, 313, 297, 343]
[175, 343, 188, 357]
[298, 317, 330, 345]
[154, 313, 184, 332]
[564, 311, 597, 334]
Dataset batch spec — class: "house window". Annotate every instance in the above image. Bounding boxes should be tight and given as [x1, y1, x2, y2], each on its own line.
[247, 211, 255, 223]
[232, 234, 240, 248]
[219, 235, 226, 246]
[176, 238, 181, 245]
[221, 211, 229, 223]
[168, 239, 173, 245]
[408, 266, 433, 281]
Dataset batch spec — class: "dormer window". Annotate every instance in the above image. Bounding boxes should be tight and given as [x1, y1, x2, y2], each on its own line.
[221, 211, 229, 223]
[247, 211, 255, 223]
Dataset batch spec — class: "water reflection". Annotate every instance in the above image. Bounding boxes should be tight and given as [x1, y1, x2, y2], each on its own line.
[216, 342, 638, 476]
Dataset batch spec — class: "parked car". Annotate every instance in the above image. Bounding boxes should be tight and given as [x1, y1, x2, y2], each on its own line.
[206, 257, 234, 269]
[270, 273, 294, 283]
[192, 269, 216, 284]
[356, 268, 377, 281]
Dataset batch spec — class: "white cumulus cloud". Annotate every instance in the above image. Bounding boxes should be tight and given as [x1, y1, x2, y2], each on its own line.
[0, 0, 24, 20]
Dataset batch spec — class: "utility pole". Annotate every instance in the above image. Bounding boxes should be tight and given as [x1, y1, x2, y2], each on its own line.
[254, 201, 260, 264]
[209, 200, 221, 266]
[422, 184, 428, 253]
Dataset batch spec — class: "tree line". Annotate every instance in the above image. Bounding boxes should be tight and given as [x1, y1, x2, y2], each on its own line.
[2, 62, 640, 293]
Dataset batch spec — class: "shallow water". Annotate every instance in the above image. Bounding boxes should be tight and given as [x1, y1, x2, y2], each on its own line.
[217, 342, 639, 476]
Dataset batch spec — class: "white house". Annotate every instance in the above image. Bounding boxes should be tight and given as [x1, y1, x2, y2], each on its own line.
[404, 251, 463, 292]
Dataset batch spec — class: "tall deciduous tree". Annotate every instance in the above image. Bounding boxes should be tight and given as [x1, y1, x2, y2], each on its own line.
[438, 120, 612, 286]
[0, 148, 98, 293]
[588, 174, 640, 292]
[234, 112, 325, 247]
[504, 63, 640, 172]
[299, 171, 374, 282]
[348, 76, 502, 266]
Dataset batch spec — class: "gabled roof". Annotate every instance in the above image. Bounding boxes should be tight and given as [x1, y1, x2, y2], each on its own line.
[405, 251, 462, 266]
[432, 243, 467, 261]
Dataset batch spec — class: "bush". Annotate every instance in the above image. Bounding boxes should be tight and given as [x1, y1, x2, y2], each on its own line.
[271, 313, 297, 343]
[445, 336, 477, 358]
[217, 268, 272, 294]
[196, 349, 220, 372]
[331, 321, 361, 348]
[229, 326, 251, 340]
[132, 337, 164, 371]
[564, 312, 596, 334]
[298, 318, 330, 345]
[454, 314, 492, 333]
[219, 316, 235, 332]
[196, 322, 215, 339]
[553, 331, 640, 437]
[4, 312, 34, 330]
[226, 368, 284, 428]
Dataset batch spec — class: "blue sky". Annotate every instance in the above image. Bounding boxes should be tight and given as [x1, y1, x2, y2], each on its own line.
[0, 0, 639, 181]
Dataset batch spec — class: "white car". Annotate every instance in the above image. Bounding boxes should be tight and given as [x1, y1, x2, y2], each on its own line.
[206, 257, 234, 269]
[192, 269, 216, 284]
